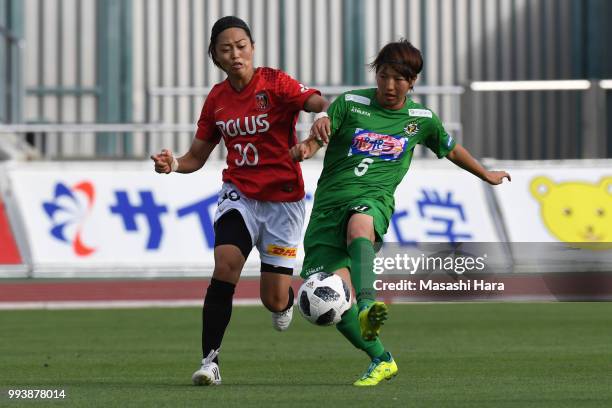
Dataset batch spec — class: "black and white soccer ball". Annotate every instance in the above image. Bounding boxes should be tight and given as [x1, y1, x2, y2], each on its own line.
[297, 272, 351, 326]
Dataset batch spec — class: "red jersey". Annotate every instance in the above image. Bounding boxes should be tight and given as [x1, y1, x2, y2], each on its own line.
[195, 67, 319, 202]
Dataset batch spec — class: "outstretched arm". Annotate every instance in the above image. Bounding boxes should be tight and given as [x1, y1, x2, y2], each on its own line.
[151, 138, 217, 174]
[289, 116, 330, 162]
[290, 94, 332, 162]
[446, 144, 511, 185]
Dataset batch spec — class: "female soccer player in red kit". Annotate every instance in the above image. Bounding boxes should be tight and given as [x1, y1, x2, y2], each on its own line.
[151, 16, 329, 385]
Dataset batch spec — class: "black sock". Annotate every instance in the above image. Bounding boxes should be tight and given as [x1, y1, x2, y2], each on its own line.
[280, 286, 295, 312]
[202, 278, 236, 364]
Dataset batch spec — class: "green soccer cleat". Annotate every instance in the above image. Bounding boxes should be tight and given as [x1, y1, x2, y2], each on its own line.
[358, 301, 388, 340]
[353, 355, 398, 387]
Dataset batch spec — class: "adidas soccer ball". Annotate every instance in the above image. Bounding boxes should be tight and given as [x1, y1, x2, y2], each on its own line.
[297, 272, 351, 326]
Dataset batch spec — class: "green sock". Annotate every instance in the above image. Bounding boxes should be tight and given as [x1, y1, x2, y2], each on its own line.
[336, 303, 385, 359]
[347, 237, 376, 309]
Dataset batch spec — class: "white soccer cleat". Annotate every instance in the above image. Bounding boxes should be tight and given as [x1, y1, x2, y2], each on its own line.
[272, 305, 293, 331]
[192, 349, 222, 386]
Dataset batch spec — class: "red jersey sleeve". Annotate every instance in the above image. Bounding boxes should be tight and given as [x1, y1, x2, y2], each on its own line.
[195, 94, 221, 144]
[274, 70, 320, 111]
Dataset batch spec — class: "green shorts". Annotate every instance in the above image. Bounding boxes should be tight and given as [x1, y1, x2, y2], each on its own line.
[300, 199, 391, 279]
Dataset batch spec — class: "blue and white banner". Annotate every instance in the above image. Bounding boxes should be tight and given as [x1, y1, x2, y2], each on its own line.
[6, 160, 500, 277]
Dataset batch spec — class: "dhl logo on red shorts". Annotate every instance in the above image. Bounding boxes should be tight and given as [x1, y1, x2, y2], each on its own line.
[267, 244, 297, 258]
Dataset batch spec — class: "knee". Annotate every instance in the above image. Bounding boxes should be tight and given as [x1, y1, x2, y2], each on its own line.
[346, 224, 374, 244]
[213, 260, 242, 283]
[260, 291, 288, 312]
[346, 214, 375, 243]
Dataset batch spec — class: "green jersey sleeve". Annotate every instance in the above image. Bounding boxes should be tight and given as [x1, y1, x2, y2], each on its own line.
[327, 93, 349, 137]
[422, 112, 456, 158]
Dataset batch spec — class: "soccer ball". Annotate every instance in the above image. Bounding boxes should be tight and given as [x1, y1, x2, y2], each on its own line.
[297, 272, 351, 326]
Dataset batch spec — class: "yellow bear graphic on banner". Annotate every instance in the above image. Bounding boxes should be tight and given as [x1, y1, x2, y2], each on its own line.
[530, 176, 612, 242]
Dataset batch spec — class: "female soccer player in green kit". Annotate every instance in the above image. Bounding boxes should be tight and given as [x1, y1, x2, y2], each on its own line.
[290, 40, 510, 386]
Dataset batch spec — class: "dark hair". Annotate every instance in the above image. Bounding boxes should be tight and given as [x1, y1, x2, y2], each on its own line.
[208, 16, 254, 69]
[369, 39, 423, 82]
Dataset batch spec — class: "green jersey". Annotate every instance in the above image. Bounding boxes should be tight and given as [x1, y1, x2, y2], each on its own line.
[312, 88, 456, 213]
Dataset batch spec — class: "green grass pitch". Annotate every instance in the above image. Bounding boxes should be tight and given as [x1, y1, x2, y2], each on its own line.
[1, 303, 611, 407]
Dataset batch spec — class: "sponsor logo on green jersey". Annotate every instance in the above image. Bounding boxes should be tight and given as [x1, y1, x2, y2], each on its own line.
[408, 108, 432, 118]
[350, 106, 371, 117]
[349, 130, 407, 160]
[345, 94, 371, 105]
